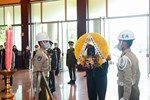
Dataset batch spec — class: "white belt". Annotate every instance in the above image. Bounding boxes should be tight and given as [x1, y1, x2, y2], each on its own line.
[118, 81, 135, 86]
[118, 81, 124, 86]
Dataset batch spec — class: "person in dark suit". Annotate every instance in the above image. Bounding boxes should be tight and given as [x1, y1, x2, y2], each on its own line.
[66, 41, 77, 84]
[53, 42, 61, 76]
[0, 45, 3, 69]
[13, 45, 19, 69]
[85, 44, 111, 100]
[1, 43, 5, 70]
[47, 41, 56, 93]
[23, 45, 31, 69]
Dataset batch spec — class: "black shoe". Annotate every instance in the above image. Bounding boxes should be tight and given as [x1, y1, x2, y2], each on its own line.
[67, 81, 72, 84]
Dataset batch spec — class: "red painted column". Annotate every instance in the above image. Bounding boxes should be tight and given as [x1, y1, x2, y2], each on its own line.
[20, 0, 30, 68]
[21, 0, 29, 50]
[77, 0, 87, 39]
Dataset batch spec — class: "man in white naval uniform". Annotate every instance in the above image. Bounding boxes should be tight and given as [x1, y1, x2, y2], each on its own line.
[117, 30, 140, 100]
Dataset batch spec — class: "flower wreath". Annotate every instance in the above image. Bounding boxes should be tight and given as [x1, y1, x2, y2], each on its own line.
[74, 32, 109, 68]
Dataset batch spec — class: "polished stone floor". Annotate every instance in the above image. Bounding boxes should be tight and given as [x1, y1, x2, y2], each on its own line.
[0, 63, 150, 100]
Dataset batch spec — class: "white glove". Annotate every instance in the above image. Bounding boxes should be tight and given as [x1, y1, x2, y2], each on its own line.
[120, 98, 124, 100]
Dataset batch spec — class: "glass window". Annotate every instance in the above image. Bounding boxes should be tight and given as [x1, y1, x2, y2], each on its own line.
[0, 7, 4, 25]
[13, 26, 21, 50]
[66, 0, 77, 20]
[14, 5, 21, 24]
[5, 6, 13, 25]
[47, 23, 58, 42]
[88, 19, 102, 33]
[42, 1, 65, 22]
[31, 3, 41, 23]
[0, 26, 6, 45]
[108, 0, 149, 17]
[88, 0, 106, 18]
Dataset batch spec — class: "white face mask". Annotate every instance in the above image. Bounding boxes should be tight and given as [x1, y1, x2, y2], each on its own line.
[69, 45, 73, 48]
[43, 42, 50, 49]
[118, 41, 123, 51]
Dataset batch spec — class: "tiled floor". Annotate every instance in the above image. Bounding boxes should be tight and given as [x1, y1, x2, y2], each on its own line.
[0, 63, 150, 100]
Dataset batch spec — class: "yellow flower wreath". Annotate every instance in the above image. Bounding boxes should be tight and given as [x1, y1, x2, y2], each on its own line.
[74, 32, 109, 66]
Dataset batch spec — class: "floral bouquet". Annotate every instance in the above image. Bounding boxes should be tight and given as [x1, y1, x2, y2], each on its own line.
[83, 54, 101, 69]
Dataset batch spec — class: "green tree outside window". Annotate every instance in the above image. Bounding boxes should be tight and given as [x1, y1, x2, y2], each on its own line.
[0, 26, 7, 45]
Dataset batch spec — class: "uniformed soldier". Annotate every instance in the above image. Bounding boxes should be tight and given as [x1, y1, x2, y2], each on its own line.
[32, 32, 51, 100]
[117, 30, 140, 100]
[66, 41, 77, 84]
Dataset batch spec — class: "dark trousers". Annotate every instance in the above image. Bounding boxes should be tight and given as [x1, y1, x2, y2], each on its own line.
[118, 84, 140, 100]
[24, 59, 29, 69]
[14, 60, 18, 69]
[87, 75, 107, 100]
[49, 71, 55, 93]
[55, 64, 59, 76]
[68, 66, 76, 82]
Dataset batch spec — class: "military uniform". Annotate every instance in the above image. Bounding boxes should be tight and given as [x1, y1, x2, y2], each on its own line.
[117, 48, 140, 100]
[66, 47, 77, 84]
[33, 48, 50, 100]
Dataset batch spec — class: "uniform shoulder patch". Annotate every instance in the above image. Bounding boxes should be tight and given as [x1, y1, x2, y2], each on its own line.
[37, 56, 42, 61]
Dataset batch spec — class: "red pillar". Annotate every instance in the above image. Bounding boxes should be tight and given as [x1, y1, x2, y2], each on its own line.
[21, 0, 30, 51]
[77, 0, 87, 39]
[20, 0, 30, 68]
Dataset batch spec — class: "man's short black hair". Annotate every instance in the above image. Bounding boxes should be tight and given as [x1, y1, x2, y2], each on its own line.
[87, 45, 95, 57]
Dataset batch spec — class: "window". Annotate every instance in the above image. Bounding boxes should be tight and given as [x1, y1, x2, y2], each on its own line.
[13, 26, 21, 50]
[88, 0, 106, 18]
[14, 5, 21, 24]
[0, 7, 4, 25]
[66, 0, 77, 20]
[31, 3, 41, 23]
[5, 6, 13, 25]
[42, 1, 65, 22]
[108, 0, 149, 17]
